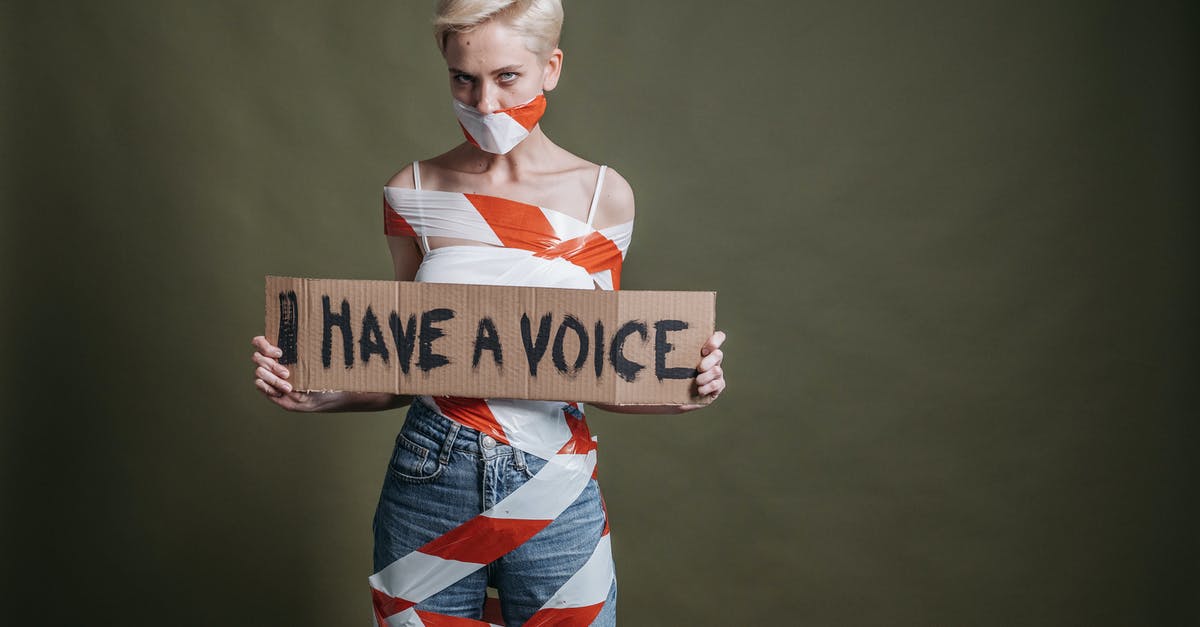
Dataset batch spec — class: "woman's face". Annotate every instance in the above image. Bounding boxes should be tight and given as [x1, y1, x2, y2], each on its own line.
[443, 20, 561, 114]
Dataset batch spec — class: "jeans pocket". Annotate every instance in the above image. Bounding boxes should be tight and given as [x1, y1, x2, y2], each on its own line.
[518, 450, 550, 481]
[387, 431, 446, 484]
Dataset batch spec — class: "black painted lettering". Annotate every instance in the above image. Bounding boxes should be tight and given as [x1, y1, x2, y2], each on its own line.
[609, 320, 648, 382]
[277, 291, 298, 365]
[388, 312, 418, 374]
[653, 319, 695, 380]
[359, 306, 389, 365]
[593, 320, 605, 378]
[321, 295, 354, 369]
[520, 312, 553, 376]
[472, 317, 504, 369]
[552, 315, 589, 376]
[418, 308, 455, 372]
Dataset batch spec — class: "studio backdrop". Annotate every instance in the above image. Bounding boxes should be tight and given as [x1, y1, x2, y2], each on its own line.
[2, 1, 1196, 625]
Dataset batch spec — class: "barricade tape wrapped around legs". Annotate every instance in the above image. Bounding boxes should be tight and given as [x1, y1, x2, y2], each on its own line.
[369, 402, 615, 626]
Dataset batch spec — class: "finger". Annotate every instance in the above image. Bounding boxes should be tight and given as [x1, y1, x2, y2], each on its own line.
[255, 378, 282, 398]
[256, 366, 293, 393]
[695, 365, 723, 386]
[251, 336, 272, 352]
[252, 352, 290, 379]
[698, 349, 723, 372]
[251, 335, 284, 359]
[702, 379, 725, 396]
[251, 350, 273, 368]
[700, 330, 727, 356]
[698, 377, 726, 397]
[679, 386, 723, 411]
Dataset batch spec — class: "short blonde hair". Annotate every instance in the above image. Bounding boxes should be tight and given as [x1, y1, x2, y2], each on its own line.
[433, 0, 564, 57]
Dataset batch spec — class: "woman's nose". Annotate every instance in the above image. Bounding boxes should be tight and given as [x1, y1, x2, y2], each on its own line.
[474, 84, 499, 114]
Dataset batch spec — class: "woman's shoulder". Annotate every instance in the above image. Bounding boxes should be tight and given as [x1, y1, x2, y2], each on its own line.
[384, 163, 417, 189]
[385, 146, 465, 189]
[592, 163, 635, 228]
[551, 146, 635, 225]
[387, 147, 486, 190]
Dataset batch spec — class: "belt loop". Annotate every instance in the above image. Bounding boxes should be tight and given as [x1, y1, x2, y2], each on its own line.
[438, 419, 460, 466]
[512, 447, 527, 471]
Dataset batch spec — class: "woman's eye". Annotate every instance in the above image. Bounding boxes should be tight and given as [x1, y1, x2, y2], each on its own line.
[453, 73, 474, 84]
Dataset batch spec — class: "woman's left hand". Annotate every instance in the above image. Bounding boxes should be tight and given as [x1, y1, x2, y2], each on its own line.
[680, 330, 726, 411]
[583, 330, 727, 415]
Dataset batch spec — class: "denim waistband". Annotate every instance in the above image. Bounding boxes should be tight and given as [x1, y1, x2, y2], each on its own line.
[403, 398, 528, 466]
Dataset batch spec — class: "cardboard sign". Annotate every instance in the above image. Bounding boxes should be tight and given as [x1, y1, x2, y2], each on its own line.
[264, 276, 717, 405]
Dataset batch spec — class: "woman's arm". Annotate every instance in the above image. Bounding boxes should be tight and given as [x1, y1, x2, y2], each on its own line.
[251, 170, 426, 413]
[250, 341, 411, 412]
[251, 235, 423, 412]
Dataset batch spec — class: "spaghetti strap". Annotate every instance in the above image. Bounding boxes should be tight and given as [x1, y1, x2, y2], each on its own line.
[585, 165, 607, 228]
[411, 161, 430, 254]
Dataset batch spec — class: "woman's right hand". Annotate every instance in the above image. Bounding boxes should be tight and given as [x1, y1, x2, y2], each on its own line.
[251, 335, 325, 412]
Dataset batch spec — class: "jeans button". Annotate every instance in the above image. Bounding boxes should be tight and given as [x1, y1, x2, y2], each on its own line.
[481, 435, 497, 450]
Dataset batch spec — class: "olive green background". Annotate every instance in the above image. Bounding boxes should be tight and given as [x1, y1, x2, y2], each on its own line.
[3, 1, 1196, 625]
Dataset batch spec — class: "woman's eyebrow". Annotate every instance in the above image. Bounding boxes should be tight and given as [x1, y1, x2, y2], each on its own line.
[447, 65, 524, 76]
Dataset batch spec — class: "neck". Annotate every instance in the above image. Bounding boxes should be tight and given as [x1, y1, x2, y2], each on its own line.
[462, 125, 556, 181]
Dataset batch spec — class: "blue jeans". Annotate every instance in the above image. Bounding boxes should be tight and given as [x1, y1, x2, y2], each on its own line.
[372, 400, 617, 625]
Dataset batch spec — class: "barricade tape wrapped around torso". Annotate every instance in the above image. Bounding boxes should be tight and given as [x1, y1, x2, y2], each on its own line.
[371, 163, 629, 625]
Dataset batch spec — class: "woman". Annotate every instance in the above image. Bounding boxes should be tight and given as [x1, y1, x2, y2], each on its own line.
[251, 1, 726, 624]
